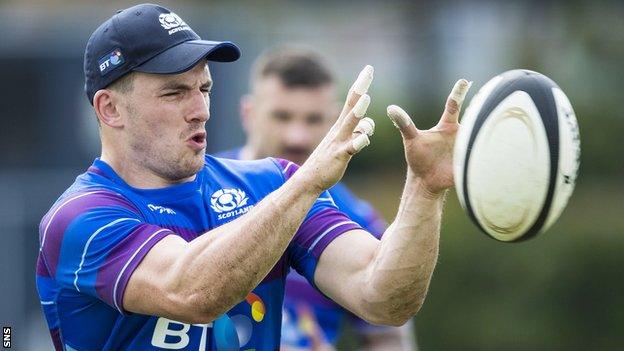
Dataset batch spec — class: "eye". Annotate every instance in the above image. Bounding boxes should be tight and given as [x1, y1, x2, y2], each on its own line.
[272, 110, 291, 123]
[162, 91, 181, 97]
[306, 114, 323, 125]
[200, 88, 212, 96]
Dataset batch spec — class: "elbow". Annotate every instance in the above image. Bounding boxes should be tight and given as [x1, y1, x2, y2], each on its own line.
[183, 299, 222, 325]
[177, 310, 217, 325]
[193, 292, 249, 324]
[163, 292, 219, 324]
[391, 302, 423, 326]
[166, 288, 247, 325]
[364, 305, 421, 327]
[155, 255, 250, 324]
[359, 292, 425, 327]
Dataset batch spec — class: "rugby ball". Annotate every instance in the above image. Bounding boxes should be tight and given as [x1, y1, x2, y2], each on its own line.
[453, 70, 580, 242]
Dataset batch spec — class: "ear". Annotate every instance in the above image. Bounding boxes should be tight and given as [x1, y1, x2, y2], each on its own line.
[93, 89, 124, 128]
[240, 94, 254, 133]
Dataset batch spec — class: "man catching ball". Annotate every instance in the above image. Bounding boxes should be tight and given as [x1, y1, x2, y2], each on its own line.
[36, 3, 470, 350]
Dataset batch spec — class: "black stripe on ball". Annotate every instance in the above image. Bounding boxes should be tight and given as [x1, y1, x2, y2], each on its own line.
[462, 70, 560, 242]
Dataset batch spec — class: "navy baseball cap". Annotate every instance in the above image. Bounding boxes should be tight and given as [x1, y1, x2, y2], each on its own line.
[84, 3, 241, 104]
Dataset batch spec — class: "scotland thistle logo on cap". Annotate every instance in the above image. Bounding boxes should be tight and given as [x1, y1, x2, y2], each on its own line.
[158, 12, 191, 35]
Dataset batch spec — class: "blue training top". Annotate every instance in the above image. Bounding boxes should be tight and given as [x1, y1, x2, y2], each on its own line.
[216, 148, 390, 347]
[36, 155, 365, 351]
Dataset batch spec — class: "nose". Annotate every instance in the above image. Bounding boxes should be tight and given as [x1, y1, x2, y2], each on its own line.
[284, 122, 313, 149]
[185, 90, 210, 123]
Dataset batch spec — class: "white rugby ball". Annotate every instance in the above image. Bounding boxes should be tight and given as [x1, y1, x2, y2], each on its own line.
[453, 69, 580, 242]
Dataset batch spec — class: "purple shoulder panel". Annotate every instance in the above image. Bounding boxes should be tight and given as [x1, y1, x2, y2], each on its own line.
[39, 190, 138, 278]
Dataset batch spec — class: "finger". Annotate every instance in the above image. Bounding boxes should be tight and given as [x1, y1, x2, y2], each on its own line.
[354, 117, 375, 136]
[338, 65, 374, 120]
[338, 94, 370, 138]
[440, 79, 472, 124]
[348, 133, 371, 155]
[351, 65, 374, 96]
[387, 105, 418, 139]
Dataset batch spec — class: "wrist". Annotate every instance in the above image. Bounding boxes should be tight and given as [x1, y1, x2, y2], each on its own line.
[288, 168, 326, 198]
[405, 171, 447, 201]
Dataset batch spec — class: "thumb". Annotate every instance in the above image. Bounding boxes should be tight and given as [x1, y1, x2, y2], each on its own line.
[387, 105, 418, 139]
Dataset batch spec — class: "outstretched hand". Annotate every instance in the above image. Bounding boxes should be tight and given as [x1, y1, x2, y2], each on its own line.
[387, 79, 472, 197]
[299, 65, 377, 193]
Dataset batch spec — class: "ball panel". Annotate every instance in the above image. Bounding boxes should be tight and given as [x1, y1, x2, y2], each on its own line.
[542, 87, 581, 232]
[520, 73, 560, 240]
[467, 91, 550, 241]
[454, 75, 504, 211]
[460, 72, 536, 238]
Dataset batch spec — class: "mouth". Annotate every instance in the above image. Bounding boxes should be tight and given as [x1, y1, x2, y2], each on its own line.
[186, 131, 207, 151]
[282, 150, 309, 164]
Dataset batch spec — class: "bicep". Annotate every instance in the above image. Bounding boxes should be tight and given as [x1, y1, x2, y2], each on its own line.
[313, 229, 379, 318]
[122, 234, 190, 318]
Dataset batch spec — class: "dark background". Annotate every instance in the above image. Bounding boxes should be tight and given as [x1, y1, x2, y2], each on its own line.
[1, 1, 622, 349]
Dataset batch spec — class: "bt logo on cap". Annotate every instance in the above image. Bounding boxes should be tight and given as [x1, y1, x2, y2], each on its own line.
[98, 49, 124, 76]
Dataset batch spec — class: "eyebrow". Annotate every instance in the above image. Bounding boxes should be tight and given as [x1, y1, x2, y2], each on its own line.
[159, 79, 213, 91]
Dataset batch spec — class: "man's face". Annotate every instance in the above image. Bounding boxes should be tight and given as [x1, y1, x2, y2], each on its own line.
[244, 77, 337, 165]
[117, 62, 211, 182]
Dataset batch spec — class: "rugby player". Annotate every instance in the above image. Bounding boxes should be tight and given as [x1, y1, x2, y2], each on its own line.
[36, 3, 471, 350]
[217, 47, 417, 350]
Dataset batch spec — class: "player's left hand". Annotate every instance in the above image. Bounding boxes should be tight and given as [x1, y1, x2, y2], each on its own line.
[297, 65, 375, 193]
[387, 79, 472, 197]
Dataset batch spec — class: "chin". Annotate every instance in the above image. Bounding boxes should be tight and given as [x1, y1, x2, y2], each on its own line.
[186, 153, 206, 174]
[161, 153, 205, 182]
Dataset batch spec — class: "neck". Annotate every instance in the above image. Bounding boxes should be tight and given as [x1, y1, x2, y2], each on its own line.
[239, 144, 260, 161]
[100, 148, 195, 189]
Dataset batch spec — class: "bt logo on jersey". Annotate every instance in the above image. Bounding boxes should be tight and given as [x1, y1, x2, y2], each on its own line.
[151, 318, 211, 349]
[151, 293, 266, 350]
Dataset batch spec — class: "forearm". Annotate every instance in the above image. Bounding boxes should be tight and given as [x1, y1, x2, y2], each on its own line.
[363, 171, 444, 324]
[169, 171, 322, 320]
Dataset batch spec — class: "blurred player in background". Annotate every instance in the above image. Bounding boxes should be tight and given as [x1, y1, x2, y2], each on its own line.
[217, 47, 417, 350]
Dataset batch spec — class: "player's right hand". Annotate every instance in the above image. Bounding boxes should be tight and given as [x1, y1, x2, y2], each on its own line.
[387, 79, 472, 197]
[298, 65, 375, 193]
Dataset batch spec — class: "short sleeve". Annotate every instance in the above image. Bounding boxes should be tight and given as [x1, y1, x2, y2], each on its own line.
[328, 182, 388, 239]
[270, 159, 364, 285]
[38, 190, 173, 313]
[352, 200, 386, 239]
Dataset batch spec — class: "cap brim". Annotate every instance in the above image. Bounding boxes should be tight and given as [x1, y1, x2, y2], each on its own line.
[133, 40, 241, 74]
